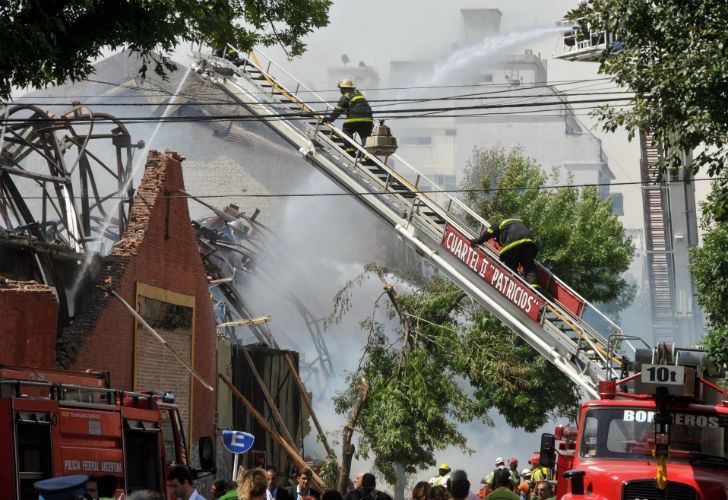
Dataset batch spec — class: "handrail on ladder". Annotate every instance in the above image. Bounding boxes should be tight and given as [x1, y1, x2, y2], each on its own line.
[211, 47, 628, 372]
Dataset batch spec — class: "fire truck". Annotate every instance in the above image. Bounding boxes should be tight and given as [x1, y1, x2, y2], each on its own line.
[0, 364, 215, 499]
[536, 344, 728, 499]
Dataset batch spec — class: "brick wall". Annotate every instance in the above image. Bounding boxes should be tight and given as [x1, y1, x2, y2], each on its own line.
[0, 278, 58, 369]
[59, 150, 217, 441]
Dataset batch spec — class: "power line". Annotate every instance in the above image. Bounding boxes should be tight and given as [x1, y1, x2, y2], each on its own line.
[8, 76, 618, 102]
[6, 91, 634, 108]
[0, 97, 635, 125]
[12, 176, 724, 200]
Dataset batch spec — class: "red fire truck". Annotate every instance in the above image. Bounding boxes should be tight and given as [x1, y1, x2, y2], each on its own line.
[537, 345, 728, 499]
[0, 364, 215, 499]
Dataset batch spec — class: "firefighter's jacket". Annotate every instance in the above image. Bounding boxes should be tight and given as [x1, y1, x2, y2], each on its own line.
[472, 218, 535, 254]
[328, 89, 373, 124]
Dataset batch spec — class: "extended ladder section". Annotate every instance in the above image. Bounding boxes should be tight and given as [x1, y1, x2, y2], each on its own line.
[639, 132, 676, 342]
[193, 49, 640, 398]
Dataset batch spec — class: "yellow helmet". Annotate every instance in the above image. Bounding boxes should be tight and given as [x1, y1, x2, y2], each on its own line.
[337, 79, 354, 89]
[439, 463, 451, 471]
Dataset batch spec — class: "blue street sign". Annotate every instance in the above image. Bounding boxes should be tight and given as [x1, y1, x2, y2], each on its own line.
[223, 430, 255, 454]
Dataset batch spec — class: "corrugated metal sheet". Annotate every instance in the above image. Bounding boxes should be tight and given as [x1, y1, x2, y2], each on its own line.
[230, 344, 306, 477]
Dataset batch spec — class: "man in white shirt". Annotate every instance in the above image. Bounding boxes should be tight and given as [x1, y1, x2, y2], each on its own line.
[267, 467, 293, 500]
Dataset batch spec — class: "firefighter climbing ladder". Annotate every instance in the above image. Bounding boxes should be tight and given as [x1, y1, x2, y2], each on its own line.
[193, 48, 642, 398]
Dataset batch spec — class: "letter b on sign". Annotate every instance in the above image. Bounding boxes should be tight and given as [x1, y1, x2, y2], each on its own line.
[223, 430, 255, 454]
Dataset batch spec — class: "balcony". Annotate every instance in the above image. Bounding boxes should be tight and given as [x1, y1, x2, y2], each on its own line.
[553, 19, 620, 62]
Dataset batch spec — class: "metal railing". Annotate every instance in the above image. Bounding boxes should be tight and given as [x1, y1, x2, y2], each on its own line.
[205, 47, 631, 370]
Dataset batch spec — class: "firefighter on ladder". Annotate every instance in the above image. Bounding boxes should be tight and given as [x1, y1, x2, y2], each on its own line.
[470, 218, 541, 289]
[322, 79, 374, 157]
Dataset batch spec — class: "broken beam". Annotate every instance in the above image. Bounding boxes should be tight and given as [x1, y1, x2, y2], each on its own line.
[217, 316, 272, 329]
[219, 373, 328, 491]
[284, 353, 336, 460]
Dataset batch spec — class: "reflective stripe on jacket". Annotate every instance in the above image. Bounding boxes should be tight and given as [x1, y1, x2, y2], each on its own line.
[472, 218, 535, 254]
[328, 89, 373, 123]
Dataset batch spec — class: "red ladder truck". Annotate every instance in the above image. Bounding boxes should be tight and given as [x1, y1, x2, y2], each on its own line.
[0, 364, 215, 499]
[536, 344, 728, 499]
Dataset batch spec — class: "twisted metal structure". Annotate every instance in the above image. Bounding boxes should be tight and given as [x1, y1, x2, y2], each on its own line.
[0, 103, 143, 251]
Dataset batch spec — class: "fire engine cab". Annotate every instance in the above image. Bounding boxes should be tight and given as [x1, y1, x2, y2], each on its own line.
[538, 344, 728, 500]
[0, 364, 215, 499]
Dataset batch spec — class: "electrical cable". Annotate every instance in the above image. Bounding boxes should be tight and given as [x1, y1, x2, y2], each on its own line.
[0, 97, 636, 125]
[12, 176, 725, 200]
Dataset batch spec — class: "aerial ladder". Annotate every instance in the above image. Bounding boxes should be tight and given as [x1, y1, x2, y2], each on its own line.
[192, 48, 645, 398]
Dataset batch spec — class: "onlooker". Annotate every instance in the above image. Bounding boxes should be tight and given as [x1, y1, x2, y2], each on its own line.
[447, 471, 470, 500]
[427, 485, 447, 500]
[447, 470, 478, 500]
[238, 468, 268, 500]
[353, 472, 365, 491]
[34, 475, 89, 500]
[515, 483, 530, 500]
[85, 477, 100, 500]
[534, 482, 554, 500]
[322, 491, 344, 500]
[484, 469, 518, 500]
[212, 479, 232, 499]
[167, 466, 206, 500]
[267, 467, 293, 500]
[360, 473, 392, 500]
[286, 468, 321, 500]
[345, 472, 366, 500]
[411, 481, 430, 500]
[98, 475, 117, 500]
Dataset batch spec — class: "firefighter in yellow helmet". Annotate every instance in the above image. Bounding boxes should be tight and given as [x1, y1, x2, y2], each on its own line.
[429, 463, 451, 487]
[322, 79, 374, 156]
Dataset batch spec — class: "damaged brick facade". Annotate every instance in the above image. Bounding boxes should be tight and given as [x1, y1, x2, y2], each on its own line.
[0, 278, 58, 369]
[58, 150, 217, 442]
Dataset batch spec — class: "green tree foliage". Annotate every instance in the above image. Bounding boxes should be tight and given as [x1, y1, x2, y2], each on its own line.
[332, 147, 634, 481]
[574, 0, 728, 217]
[462, 146, 634, 304]
[457, 146, 633, 428]
[0, 0, 331, 98]
[332, 274, 487, 483]
[690, 188, 728, 383]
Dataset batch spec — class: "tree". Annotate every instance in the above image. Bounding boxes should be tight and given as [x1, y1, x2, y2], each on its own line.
[0, 0, 331, 98]
[330, 147, 634, 483]
[330, 269, 486, 485]
[461, 146, 635, 305]
[690, 187, 728, 384]
[576, 0, 728, 378]
[575, 0, 728, 218]
[458, 146, 634, 427]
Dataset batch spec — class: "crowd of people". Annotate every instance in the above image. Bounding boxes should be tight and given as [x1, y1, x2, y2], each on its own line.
[34, 457, 555, 500]
[425, 459, 555, 500]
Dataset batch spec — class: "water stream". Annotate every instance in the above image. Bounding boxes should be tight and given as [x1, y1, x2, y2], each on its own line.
[422, 26, 564, 86]
[70, 65, 193, 296]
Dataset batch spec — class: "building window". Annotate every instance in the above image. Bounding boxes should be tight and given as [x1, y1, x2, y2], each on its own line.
[435, 175, 457, 191]
[401, 136, 432, 146]
[609, 193, 624, 216]
[480, 74, 493, 82]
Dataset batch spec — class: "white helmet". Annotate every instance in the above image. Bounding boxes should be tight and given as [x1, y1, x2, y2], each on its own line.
[521, 468, 532, 478]
[338, 79, 354, 89]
